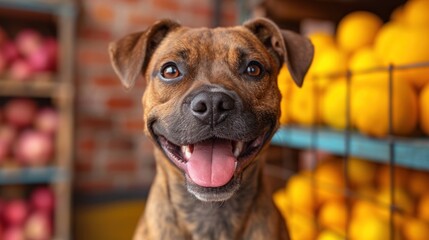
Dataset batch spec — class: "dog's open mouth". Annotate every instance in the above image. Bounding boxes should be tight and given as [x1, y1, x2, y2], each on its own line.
[158, 135, 267, 188]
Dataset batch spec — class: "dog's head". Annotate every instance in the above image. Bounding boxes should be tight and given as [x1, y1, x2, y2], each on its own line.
[109, 18, 313, 202]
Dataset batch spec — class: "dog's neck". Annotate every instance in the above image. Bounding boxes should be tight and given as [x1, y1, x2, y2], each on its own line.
[147, 148, 267, 239]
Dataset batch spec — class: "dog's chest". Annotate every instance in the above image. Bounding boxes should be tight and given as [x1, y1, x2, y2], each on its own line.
[175, 196, 252, 239]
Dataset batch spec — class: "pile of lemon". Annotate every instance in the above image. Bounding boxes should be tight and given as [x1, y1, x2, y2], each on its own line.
[273, 156, 429, 240]
[278, 0, 429, 137]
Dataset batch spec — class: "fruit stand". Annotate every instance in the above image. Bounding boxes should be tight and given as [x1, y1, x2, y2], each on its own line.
[0, 0, 76, 239]
[259, 0, 429, 239]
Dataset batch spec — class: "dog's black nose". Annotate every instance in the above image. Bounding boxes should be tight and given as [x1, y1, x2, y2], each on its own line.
[190, 91, 235, 125]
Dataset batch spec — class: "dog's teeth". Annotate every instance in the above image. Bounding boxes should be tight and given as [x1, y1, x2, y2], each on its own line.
[182, 145, 192, 160]
[233, 141, 244, 158]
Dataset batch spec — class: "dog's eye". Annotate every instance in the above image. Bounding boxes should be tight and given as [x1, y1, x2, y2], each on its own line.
[245, 61, 263, 78]
[161, 63, 181, 80]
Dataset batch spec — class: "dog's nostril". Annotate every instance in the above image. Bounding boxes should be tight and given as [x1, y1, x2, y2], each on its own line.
[217, 98, 234, 111]
[190, 91, 236, 125]
[191, 93, 210, 114]
[192, 100, 208, 113]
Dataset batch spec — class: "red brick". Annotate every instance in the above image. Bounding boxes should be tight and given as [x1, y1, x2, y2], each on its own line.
[106, 159, 138, 173]
[107, 138, 134, 151]
[74, 160, 93, 173]
[153, 0, 181, 12]
[93, 75, 122, 88]
[78, 115, 113, 129]
[190, 5, 213, 18]
[128, 13, 158, 28]
[79, 26, 112, 41]
[78, 137, 97, 152]
[122, 118, 144, 133]
[105, 97, 135, 110]
[75, 179, 113, 192]
[78, 47, 110, 65]
[90, 3, 115, 24]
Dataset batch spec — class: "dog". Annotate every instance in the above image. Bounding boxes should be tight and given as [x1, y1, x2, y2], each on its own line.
[109, 18, 313, 240]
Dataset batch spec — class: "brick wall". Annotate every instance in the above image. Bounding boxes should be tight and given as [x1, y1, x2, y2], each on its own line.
[74, 0, 238, 194]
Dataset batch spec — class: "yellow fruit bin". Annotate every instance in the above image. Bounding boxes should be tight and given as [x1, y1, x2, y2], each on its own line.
[271, 3, 429, 240]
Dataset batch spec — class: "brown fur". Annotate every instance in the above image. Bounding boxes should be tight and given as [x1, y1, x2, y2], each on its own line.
[109, 18, 313, 240]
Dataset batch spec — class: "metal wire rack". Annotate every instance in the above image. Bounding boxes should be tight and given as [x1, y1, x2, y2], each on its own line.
[269, 60, 429, 239]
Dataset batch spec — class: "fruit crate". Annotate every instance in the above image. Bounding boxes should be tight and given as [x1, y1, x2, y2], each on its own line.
[0, 0, 76, 239]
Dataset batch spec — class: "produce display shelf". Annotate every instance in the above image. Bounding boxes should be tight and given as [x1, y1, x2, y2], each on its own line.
[0, 78, 58, 97]
[0, 0, 75, 16]
[272, 126, 429, 171]
[0, 166, 67, 185]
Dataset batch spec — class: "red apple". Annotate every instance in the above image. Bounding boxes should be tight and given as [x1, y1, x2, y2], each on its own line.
[2, 226, 25, 240]
[24, 211, 52, 240]
[9, 59, 33, 81]
[30, 187, 55, 213]
[4, 99, 37, 128]
[27, 37, 57, 72]
[0, 51, 7, 73]
[16, 29, 43, 57]
[3, 200, 28, 226]
[43, 37, 58, 71]
[35, 108, 58, 135]
[1, 41, 20, 63]
[14, 130, 54, 166]
[0, 125, 17, 144]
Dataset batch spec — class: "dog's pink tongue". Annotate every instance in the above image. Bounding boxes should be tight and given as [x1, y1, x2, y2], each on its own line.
[187, 139, 236, 188]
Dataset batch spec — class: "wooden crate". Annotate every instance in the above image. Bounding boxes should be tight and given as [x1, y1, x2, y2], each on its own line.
[0, 0, 76, 239]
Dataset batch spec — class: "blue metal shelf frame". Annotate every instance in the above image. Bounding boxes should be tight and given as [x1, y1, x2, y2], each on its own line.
[0, 166, 68, 185]
[272, 126, 429, 171]
[0, 0, 75, 16]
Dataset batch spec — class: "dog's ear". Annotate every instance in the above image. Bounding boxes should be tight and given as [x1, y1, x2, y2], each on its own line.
[244, 18, 314, 87]
[108, 19, 181, 88]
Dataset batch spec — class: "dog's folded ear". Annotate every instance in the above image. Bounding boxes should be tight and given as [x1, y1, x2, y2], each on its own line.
[244, 18, 314, 87]
[108, 19, 181, 88]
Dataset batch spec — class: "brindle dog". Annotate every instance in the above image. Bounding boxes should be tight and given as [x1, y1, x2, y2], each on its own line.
[109, 18, 313, 240]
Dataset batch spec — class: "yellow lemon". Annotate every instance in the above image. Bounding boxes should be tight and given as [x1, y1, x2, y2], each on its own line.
[311, 46, 348, 78]
[277, 64, 296, 125]
[286, 173, 316, 216]
[318, 200, 349, 235]
[308, 32, 336, 61]
[402, 217, 429, 240]
[417, 192, 429, 222]
[349, 215, 399, 240]
[355, 186, 378, 200]
[349, 47, 386, 85]
[351, 78, 418, 137]
[390, 5, 405, 22]
[321, 80, 348, 130]
[337, 11, 383, 54]
[351, 200, 379, 220]
[407, 170, 429, 197]
[289, 79, 323, 126]
[273, 189, 289, 218]
[287, 213, 318, 240]
[317, 230, 344, 240]
[377, 187, 415, 216]
[385, 27, 429, 89]
[347, 157, 378, 187]
[404, 0, 429, 27]
[377, 165, 410, 189]
[374, 22, 405, 62]
[420, 84, 429, 135]
[314, 159, 345, 205]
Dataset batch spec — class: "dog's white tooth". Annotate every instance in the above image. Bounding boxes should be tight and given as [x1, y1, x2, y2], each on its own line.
[234, 141, 244, 158]
[182, 145, 192, 160]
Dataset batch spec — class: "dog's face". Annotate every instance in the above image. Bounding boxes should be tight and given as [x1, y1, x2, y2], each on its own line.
[109, 18, 313, 202]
